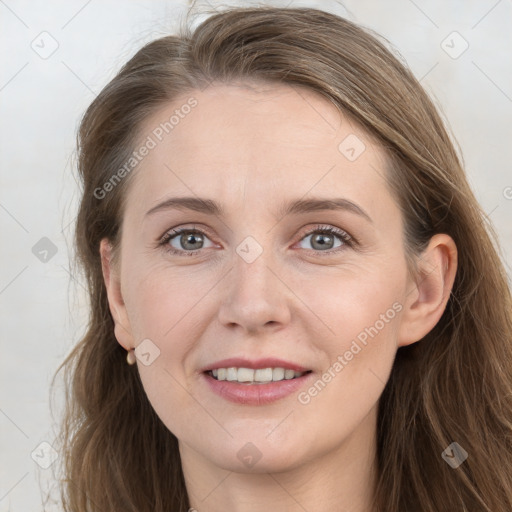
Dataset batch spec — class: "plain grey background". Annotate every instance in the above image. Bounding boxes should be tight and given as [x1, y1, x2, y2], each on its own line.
[1, 0, 511, 509]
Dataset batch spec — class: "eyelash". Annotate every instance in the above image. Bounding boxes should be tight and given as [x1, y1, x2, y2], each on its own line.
[158, 224, 355, 258]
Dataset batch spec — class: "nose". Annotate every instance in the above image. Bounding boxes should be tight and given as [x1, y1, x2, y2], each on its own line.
[217, 246, 292, 335]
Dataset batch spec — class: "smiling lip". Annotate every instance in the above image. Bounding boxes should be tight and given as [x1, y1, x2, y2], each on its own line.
[200, 357, 313, 405]
[200, 357, 310, 373]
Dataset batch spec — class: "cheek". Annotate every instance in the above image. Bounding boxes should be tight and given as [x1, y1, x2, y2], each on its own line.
[291, 274, 402, 449]
[305, 261, 404, 346]
[137, 361, 206, 443]
[122, 257, 216, 341]
[298, 266, 403, 398]
[121, 263, 220, 434]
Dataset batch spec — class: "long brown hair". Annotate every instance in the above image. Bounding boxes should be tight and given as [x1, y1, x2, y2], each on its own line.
[52, 5, 512, 511]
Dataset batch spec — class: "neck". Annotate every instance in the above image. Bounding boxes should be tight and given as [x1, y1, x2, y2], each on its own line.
[180, 406, 379, 512]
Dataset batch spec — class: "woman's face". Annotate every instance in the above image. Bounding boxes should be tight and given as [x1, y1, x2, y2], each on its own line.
[103, 82, 420, 473]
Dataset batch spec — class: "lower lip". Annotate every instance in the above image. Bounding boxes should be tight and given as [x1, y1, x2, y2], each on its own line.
[202, 371, 314, 405]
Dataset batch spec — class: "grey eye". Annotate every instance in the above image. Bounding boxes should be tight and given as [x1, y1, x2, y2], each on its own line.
[298, 232, 343, 251]
[168, 231, 215, 251]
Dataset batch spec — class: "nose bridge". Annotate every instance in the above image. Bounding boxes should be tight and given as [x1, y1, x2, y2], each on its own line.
[231, 233, 275, 300]
[217, 232, 291, 331]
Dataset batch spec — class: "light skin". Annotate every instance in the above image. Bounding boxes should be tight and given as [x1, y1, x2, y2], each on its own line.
[100, 82, 457, 512]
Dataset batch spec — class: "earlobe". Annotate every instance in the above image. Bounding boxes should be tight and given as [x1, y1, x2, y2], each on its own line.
[397, 234, 458, 348]
[99, 238, 135, 351]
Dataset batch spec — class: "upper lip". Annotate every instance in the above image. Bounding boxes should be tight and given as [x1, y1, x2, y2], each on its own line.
[201, 357, 311, 373]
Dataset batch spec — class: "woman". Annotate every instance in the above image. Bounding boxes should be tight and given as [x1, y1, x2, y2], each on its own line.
[54, 5, 512, 511]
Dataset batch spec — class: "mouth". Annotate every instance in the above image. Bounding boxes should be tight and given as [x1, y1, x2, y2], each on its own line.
[205, 367, 313, 385]
[201, 363, 315, 405]
[200, 357, 314, 404]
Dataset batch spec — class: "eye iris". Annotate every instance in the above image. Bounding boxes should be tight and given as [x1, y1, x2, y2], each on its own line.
[181, 232, 203, 250]
[167, 228, 345, 253]
[311, 233, 334, 250]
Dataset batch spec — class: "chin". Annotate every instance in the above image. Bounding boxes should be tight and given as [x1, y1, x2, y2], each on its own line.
[198, 436, 309, 474]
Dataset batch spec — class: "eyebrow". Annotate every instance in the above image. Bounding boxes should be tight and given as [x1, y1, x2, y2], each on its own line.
[145, 196, 373, 223]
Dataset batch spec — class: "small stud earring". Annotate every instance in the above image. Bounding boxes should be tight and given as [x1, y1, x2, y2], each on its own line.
[126, 349, 136, 365]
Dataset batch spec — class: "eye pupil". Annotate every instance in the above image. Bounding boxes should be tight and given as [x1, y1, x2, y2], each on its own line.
[163, 226, 348, 256]
[182, 232, 203, 250]
[311, 233, 334, 250]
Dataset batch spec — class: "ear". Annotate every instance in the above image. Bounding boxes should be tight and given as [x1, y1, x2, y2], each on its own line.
[397, 233, 457, 347]
[99, 237, 135, 351]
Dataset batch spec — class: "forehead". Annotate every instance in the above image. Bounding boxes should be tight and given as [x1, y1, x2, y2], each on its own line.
[127, 82, 393, 221]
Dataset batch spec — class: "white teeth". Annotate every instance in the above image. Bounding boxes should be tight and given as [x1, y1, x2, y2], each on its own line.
[237, 367, 254, 382]
[226, 367, 238, 381]
[272, 367, 285, 381]
[284, 369, 295, 380]
[209, 366, 309, 383]
[254, 368, 273, 383]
